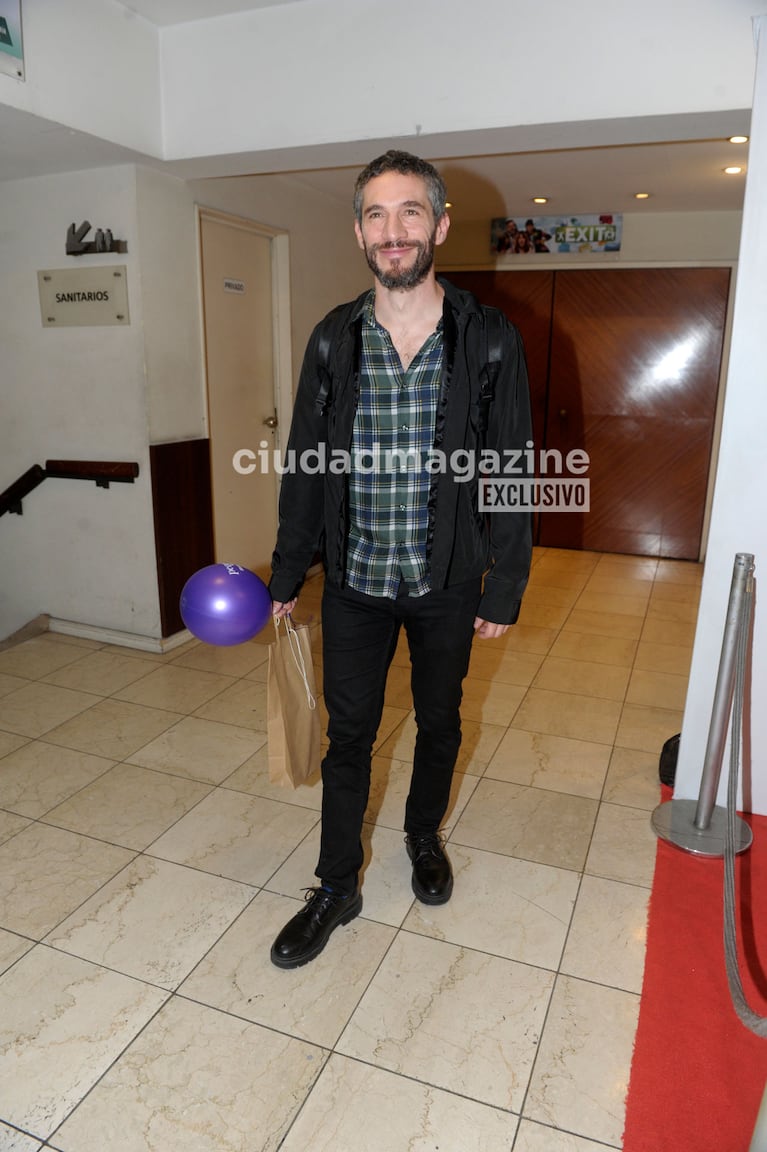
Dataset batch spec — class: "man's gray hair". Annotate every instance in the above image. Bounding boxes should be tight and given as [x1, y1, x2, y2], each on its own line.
[353, 150, 448, 224]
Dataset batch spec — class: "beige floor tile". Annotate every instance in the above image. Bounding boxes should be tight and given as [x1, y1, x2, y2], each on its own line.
[0, 741, 115, 818]
[494, 623, 558, 654]
[586, 802, 659, 888]
[224, 743, 323, 809]
[147, 788, 319, 885]
[459, 678, 526, 725]
[0, 682, 101, 739]
[376, 713, 507, 775]
[573, 590, 649, 617]
[170, 638, 269, 677]
[626, 667, 688, 710]
[0, 927, 34, 975]
[486, 728, 611, 799]
[594, 555, 658, 580]
[514, 1119, 617, 1151]
[338, 932, 554, 1112]
[511, 688, 622, 745]
[0, 1121, 45, 1151]
[41, 650, 157, 695]
[467, 645, 543, 686]
[43, 763, 211, 851]
[603, 746, 661, 810]
[615, 702, 683, 754]
[181, 890, 395, 1048]
[114, 665, 236, 714]
[582, 574, 653, 600]
[0, 637, 87, 680]
[192, 679, 268, 730]
[0, 823, 133, 937]
[533, 656, 629, 702]
[0, 671, 29, 698]
[562, 609, 644, 640]
[548, 630, 638, 667]
[634, 639, 693, 676]
[522, 584, 581, 610]
[43, 698, 183, 760]
[649, 579, 701, 605]
[382, 662, 413, 709]
[560, 875, 649, 993]
[523, 975, 640, 1146]
[640, 616, 697, 647]
[0, 946, 167, 1141]
[645, 596, 700, 624]
[0, 729, 28, 758]
[655, 558, 703, 585]
[50, 996, 322, 1152]
[0, 809, 32, 845]
[406, 843, 579, 970]
[46, 855, 255, 989]
[364, 755, 478, 834]
[452, 779, 598, 871]
[278, 1055, 517, 1152]
[128, 715, 266, 784]
[517, 601, 571, 630]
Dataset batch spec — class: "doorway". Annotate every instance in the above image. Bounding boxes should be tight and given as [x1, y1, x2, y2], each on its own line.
[198, 209, 292, 581]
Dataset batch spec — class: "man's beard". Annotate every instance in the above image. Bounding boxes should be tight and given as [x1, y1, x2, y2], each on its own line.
[364, 234, 436, 290]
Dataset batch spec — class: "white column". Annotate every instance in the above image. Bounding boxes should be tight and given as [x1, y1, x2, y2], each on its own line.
[674, 15, 767, 814]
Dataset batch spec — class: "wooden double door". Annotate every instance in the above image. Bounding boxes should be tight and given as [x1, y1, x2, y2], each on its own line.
[449, 268, 730, 559]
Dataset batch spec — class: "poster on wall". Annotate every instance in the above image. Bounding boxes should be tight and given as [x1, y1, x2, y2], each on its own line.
[491, 214, 622, 255]
[0, 0, 23, 79]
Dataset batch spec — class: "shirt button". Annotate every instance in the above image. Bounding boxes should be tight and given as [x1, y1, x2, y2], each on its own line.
[399, 504, 406, 511]
[401, 424, 409, 431]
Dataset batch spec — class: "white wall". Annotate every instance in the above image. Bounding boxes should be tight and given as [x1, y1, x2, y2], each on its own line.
[161, 0, 760, 164]
[0, 0, 162, 156]
[675, 16, 767, 815]
[0, 165, 160, 640]
[0, 163, 206, 643]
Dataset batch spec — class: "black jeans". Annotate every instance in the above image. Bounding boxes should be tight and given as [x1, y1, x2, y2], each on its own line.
[316, 576, 482, 895]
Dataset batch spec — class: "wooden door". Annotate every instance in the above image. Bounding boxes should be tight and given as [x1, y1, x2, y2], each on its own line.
[446, 267, 729, 559]
[200, 214, 279, 581]
[542, 268, 729, 558]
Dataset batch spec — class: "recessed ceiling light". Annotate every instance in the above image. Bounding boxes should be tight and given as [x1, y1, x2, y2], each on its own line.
[445, 201, 453, 209]
[532, 197, 548, 204]
[634, 192, 651, 199]
[723, 166, 743, 175]
[729, 135, 749, 144]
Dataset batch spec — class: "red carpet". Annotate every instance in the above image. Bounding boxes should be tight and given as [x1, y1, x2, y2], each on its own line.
[623, 796, 767, 1152]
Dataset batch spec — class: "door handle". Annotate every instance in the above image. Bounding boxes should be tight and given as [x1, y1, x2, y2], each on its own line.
[263, 415, 279, 429]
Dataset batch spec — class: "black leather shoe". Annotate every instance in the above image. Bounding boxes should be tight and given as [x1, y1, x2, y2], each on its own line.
[270, 887, 362, 969]
[405, 833, 453, 905]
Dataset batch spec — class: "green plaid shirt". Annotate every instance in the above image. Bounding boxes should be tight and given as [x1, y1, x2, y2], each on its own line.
[346, 292, 443, 599]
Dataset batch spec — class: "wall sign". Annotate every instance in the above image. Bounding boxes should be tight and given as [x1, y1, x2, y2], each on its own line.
[223, 278, 246, 294]
[37, 266, 130, 328]
[0, 0, 23, 79]
[491, 214, 622, 255]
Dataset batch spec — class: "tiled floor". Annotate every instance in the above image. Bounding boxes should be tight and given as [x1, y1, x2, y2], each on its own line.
[0, 547, 701, 1152]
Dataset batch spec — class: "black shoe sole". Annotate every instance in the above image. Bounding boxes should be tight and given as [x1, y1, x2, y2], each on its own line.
[411, 875, 453, 906]
[270, 893, 363, 970]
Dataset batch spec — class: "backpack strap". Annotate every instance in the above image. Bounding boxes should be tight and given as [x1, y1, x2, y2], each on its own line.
[478, 308, 504, 437]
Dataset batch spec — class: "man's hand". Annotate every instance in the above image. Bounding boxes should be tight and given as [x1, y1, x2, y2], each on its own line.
[272, 598, 297, 620]
[473, 617, 509, 640]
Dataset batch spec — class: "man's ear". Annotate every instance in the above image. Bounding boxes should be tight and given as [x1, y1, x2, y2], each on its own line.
[435, 212, 451, 247]
[354, 220, 365, 251]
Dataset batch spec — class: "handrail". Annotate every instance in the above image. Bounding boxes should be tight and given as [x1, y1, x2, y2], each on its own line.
[0, 459, 140, 517]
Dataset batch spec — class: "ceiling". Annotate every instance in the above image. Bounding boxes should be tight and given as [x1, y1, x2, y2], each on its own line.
[0, 0, 751, 218]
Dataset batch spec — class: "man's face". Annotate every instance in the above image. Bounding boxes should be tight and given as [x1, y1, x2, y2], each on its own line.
[354, 171, 450, 290]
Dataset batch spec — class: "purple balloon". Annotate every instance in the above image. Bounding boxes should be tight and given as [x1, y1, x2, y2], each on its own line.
[180, 564, 272, 646]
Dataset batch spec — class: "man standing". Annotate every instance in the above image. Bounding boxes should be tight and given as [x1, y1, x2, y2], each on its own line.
[269, 150, 532, 969]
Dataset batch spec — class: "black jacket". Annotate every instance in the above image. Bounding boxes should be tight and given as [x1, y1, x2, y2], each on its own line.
[270, 278, 532, 625]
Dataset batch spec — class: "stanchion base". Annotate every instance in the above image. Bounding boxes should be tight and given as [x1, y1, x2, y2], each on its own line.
[652, 799, 753, 857]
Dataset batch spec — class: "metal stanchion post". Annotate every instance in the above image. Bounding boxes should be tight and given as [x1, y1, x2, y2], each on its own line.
[651, 552, 754, 857]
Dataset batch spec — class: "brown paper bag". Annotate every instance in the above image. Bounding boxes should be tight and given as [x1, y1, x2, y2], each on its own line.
[267, 616, 321, 788]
